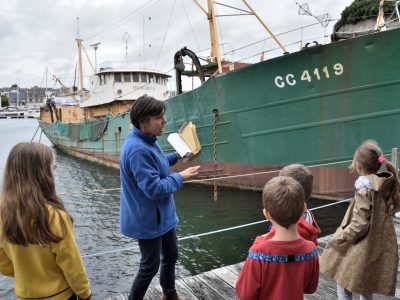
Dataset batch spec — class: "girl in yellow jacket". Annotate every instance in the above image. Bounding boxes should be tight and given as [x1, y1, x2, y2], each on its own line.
[0, 142, 92, 300]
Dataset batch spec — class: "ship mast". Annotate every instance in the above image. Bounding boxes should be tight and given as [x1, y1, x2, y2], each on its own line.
[193, 0, 223, 73]
[193, 0, 287, 74]
[207, 0, 223, 73]
[76, 17, 84, 92]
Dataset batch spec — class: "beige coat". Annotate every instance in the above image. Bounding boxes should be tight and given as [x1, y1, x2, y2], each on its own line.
[320, 172, 398, 296]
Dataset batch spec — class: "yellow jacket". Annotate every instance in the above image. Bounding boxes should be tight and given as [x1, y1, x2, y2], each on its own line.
[0, 207, 92, 300]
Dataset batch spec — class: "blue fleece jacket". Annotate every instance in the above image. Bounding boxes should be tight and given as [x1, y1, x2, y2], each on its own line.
[120, 127, 183, 239]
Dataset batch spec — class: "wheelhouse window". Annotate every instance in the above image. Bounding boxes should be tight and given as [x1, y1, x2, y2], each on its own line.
[132, 73, 139, 82]
[148, 74, 154, 83]
[99, 76, 103, 85]
[140, 73, 147, 83]
[124, 73, 131, 82]
[114, 73, 122, 83]
[103, 75, 107, 85]
[156, 75, 160, 84]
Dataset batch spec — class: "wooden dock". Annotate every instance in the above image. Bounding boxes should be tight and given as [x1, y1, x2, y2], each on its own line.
[107, 216, 400, 300]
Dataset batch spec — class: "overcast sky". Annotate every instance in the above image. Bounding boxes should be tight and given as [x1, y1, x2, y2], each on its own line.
[0, 0, 355, 89]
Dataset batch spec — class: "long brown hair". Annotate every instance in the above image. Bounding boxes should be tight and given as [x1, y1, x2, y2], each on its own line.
[0, 142, 70, 246]
[351, 140, 400, 215]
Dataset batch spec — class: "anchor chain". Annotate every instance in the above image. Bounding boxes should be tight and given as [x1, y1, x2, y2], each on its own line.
[213, 109, 219, 201]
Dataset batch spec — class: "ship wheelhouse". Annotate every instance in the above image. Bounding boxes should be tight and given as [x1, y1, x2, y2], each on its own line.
[81, 68, 171, 118]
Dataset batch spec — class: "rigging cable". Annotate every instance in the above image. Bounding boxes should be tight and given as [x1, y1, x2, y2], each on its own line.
[180, 0, 201, 51]
[84, 0, 160, 41]
[154, 0, 178, 69]
[221, 20, 336, 57]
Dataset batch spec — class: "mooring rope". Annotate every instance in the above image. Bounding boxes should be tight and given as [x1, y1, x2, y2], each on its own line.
[81, 197, 351, 259]
[30, 125, 41, 142]
[59, 158, 356, 196]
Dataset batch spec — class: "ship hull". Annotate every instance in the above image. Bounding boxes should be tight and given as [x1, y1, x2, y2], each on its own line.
[40, 28, 400, 197]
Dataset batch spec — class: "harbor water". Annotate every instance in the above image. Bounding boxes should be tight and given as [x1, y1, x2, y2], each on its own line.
[0, 119, 349, 299]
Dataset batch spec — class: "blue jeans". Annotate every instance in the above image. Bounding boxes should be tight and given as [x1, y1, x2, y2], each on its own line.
[129, 228, 178, 300]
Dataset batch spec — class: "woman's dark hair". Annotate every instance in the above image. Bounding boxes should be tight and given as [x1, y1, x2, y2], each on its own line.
[130, 95, 166, 129]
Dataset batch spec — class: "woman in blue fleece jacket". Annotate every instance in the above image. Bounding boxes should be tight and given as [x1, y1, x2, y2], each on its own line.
[120, 95, 200, 300]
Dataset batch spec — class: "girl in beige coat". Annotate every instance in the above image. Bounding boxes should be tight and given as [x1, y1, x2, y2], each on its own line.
[320, 140, 399, 299]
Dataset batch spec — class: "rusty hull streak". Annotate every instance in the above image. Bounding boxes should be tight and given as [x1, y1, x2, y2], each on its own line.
[56, 145, 356, 198]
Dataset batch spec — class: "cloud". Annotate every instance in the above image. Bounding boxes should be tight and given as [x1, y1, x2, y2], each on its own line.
[0, 0, 355, 88]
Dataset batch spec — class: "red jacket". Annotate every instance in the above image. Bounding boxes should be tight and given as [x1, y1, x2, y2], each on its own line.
[265, 210, 321, 245]
[236, 237, 319, 300]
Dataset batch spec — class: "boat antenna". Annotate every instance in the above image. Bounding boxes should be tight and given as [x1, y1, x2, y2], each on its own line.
[123, 32, 131, 67]
[296, 2, 331, 28]
[142, 15, 151, 69]
[90, 42, 101, 72]
[296, 2, 331, 43]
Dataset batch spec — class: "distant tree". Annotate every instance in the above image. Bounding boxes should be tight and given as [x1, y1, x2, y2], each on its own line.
[1, 95, 9, 107]
[334, 0, 395, 31]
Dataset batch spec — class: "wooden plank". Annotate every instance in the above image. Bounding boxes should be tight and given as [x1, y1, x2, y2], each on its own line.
[210, 266, 238, 287]
[306, 273, 338, 300]
[144, 284, 163, 299]
[106, 294, 128, 300]
[175, 279, 201, 300]
[196, 270, 238, 299]
[180, 275, 225, 300]
[225, 262, 244, 277]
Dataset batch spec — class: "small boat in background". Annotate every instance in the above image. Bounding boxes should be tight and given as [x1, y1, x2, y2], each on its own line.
[0, 107, 26, 119]
[25, 108, 40, 119]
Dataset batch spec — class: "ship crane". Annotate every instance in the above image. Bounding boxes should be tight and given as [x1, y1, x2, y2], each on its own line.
[52, 75, 68, 90]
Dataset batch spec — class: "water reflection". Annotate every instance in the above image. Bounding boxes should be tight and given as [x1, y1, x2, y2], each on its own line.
[0, 119, 349, 299]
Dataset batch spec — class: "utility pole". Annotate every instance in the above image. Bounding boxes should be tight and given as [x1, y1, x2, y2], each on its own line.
[90, 42, 101, 72]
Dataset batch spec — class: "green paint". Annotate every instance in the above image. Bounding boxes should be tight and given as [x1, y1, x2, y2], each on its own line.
[40, 28, 400, 188]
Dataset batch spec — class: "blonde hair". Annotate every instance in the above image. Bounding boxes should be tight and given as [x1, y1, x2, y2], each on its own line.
[262, 176, 305, 228]
[279, 164, 313, 202]
[351, 139, 400, 215]
[0, 142, 70, 246]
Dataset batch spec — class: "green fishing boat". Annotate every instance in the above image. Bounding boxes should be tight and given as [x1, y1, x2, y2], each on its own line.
[39, 0, 400, 197]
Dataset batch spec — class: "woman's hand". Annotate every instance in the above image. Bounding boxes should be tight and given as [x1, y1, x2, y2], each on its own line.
[180, 165, 201, 180]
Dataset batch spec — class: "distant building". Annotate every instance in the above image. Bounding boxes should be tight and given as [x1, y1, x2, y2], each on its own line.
[0, 86, 58, 106]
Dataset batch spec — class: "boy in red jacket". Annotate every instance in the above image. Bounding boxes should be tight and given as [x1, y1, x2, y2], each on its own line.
[266, 164, 321, 245]
[236, 176, 320, 300]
